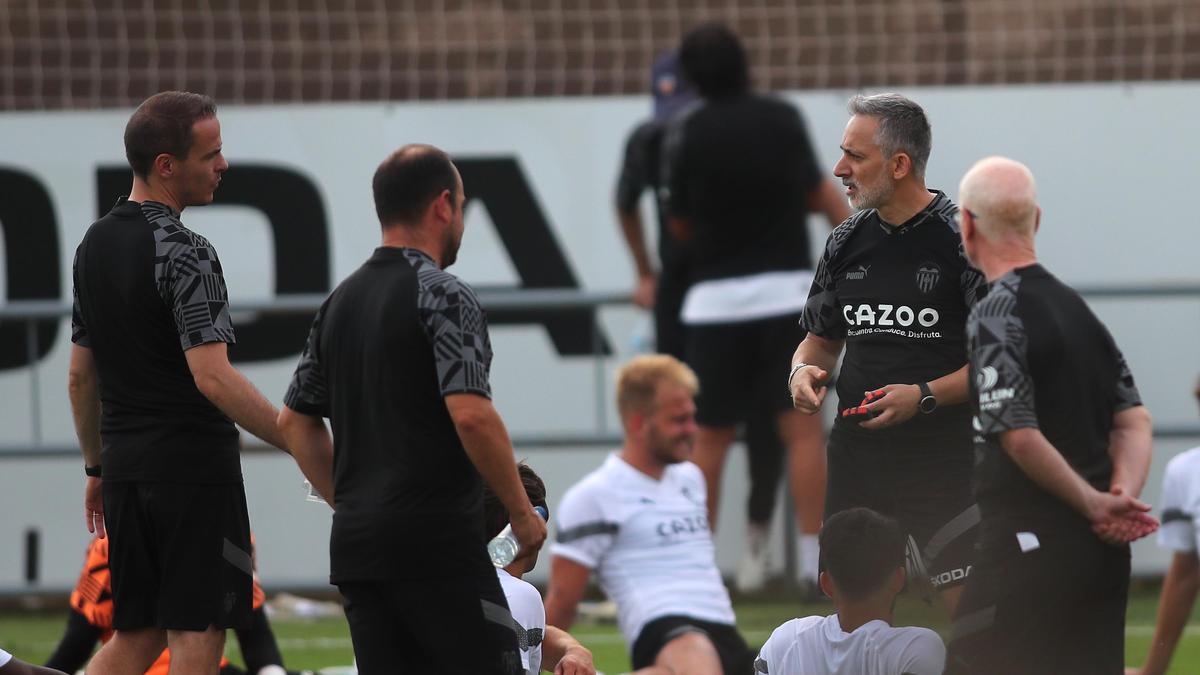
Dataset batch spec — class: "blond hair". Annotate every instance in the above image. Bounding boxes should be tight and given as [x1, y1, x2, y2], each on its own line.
[615, 354, 699, 419]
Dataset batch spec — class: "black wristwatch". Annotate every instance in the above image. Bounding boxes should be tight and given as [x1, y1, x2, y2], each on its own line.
[917, 382, 937, 414]
[84, 464, 102, 478]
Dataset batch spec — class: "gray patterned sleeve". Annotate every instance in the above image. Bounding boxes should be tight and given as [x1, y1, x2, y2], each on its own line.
[418, 276, 493, 398]
[156, 230, 236, 350]
[800, 221, 854, 338]
[958, 242, 990, 308]
[969, 276, 1038, 433]
[284, 304, 329, 417]
[70, 246, 89, 347]
[1113, 350, 1142, 412]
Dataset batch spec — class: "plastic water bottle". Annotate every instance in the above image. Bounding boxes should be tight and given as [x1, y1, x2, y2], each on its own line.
[628, 315, 655, 354]
[488, 505, 549, 568]
[302, 479, 325, 504]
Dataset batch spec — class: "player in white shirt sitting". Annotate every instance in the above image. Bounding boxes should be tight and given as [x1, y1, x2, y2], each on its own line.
[0, 648, 65, 675]
[545, 354, 755, 675]
[1126, 380, 1200, 675]
[483, 463, 596, 675]
[755, 507, 944, 675]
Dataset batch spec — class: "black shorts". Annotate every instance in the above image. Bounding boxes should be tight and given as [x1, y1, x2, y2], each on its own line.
[654, 261, 689, 361]
[338, 559, 522, 675]
[686, 312, 806, 426]
[825, 424, 978, 591]
[103, 480, 253, 631]
[946, 529, 1130, 674]
[631, 615, 754, 675]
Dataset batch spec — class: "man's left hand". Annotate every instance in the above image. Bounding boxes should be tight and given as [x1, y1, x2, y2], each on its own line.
[858, 384, 921, 430]
[84, 476, 105, 539]
[555, 645, 595, 675]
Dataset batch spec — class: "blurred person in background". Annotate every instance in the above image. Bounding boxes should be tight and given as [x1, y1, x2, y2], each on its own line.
[45, 535, 301, 675]
[1125, 377, 1200, 675]
[659, 23, 850, 594]
[947, 156, 1157, 674]
[545, 354, 754, 675]
[754, 508, 945, 675]
[616, 48, 820, 595]
[279, 145, 543, 674]
[1125, 380, 1200, 675]
[1125, 378, 1200, 675]
[482, 463, 595, 675]
[789, 93, 985, 616]
[69, 91, 289, 675]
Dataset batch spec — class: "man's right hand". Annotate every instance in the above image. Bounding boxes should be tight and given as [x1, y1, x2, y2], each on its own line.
[633, 274, 656, 309]
[790, 365, 829, 415]
[511, 505, 548, 554]
[1087, 486, 1158, 545]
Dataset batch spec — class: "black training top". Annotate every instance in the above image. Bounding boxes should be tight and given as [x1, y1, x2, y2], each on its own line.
[615, 118, 689, 273]
[802, 192, 989, 439]
[663, 93, 823, 282]
[968, 263, 1142, 542]
[284, 247, 495, 583]
[71, 198, 240, 483]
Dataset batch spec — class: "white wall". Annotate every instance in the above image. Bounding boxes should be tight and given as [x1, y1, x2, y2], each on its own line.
[1, 82, 1197, 592]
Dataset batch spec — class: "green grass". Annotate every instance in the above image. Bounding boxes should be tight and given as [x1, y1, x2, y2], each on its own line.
[2, 586, 1198, 673]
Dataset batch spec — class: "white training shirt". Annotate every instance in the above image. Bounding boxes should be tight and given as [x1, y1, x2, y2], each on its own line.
[0, 647, 11, 667]
[1159, 446, 1200, 553]
[755, 615, 945, 675]
[497, 568, 545, 675]
[551, 454, 736, 646]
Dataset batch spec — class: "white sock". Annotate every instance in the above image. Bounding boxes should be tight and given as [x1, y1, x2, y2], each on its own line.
[746, 522, 769, 554]
[798, 534, 820, 582]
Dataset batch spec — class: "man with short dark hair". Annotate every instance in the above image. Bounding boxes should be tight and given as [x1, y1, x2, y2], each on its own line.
[755, 507, 945, 674]
[789, 93, 987, 614]
[946, 156, 1157, 674]
[279, 144, 544, 674]
[482, 464, 595, 675]
[69, 91, 288, 675]
[661, 23, 849, 592]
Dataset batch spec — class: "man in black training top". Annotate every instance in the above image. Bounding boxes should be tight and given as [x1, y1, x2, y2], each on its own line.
[278, 144, 545, 675]
[789, 93, 987, 615]
[946, 156, 1157, 675]
[68, 91, 289, 675]
[661, 23, 849, 591]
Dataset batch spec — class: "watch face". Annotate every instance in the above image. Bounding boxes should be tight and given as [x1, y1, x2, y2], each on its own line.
[919, 396, 937, 414]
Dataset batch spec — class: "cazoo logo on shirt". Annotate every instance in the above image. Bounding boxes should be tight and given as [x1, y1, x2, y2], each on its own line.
[656, 515, 710, 540]
[843, 303, 943, 339]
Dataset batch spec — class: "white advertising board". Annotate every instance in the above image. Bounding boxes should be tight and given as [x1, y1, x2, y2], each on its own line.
[1, 83, 1197, 590]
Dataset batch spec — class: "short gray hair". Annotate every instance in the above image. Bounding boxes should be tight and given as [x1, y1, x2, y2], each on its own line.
[848, 93, 932, 179]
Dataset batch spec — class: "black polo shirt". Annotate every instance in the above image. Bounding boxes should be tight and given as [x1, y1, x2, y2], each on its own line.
[616, 118, 688, 274]
[802, 192, 989, 439]
[663, 93, 823, 282]
[284, 247, 495, 582]
[967, 263, 1143, 544]
[71, 198, 240, 483]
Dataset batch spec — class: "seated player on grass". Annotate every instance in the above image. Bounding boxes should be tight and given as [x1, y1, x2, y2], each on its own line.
[483, 463, 595, 675]
[755, 507, 945, 675]
[0, 648, 66, 675]
[545, 354, 755, 675]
